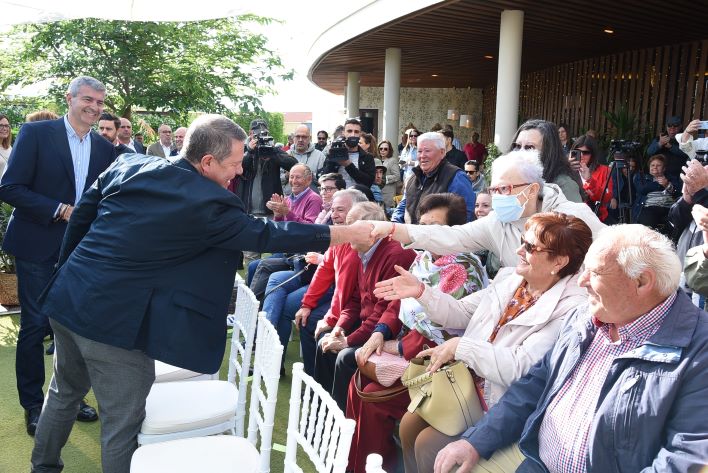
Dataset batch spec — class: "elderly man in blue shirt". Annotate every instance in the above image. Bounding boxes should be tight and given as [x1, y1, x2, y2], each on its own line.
[392, 132, 476, 224]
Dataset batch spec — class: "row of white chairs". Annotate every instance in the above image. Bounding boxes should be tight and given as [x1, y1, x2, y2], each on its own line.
[130, 280, 362, 473]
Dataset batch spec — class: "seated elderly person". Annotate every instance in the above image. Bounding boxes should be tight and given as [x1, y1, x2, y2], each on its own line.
[368, 212, 592, 473]
[633, 154, 681, 234]
[434, 224, 708, 473]
[313, 202, 417, 411]
[344, 193, 490, 473]
[392, 132, 476, 224]
[372, 150, 605, 268]
[247, 163, 323, 296]
[262, 188, 368, 375]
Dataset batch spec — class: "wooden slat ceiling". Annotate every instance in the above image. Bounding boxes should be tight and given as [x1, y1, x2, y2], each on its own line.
[310, 0, 708, 93]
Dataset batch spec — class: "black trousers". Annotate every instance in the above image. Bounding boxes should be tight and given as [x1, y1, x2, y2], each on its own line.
[313, 341, 358, 413]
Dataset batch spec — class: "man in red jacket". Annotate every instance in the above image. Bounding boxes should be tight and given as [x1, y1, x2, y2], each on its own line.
[313, 202, 417, 411]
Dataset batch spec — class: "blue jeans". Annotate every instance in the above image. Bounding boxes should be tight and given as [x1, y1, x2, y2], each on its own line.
[15, 258, 55, 410]
[262, 270, 333, 375]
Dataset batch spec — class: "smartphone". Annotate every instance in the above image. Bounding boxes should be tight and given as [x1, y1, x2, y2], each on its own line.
[570, 149, 581, 162]
[698, 120, 708, 130]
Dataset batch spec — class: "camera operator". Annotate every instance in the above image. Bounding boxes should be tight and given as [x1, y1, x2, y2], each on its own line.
[321, 118, 376, 188]
[608, 150, 638, 224]
[646, 116, 690, 177]
[235, 118, 297, 266]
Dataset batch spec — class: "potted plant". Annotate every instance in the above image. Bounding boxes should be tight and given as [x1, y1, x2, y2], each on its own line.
[0, 202, 19, 306]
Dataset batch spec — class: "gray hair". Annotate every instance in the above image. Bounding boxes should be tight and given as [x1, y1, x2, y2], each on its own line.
[492, 150, 546, 195]
[291, 163, 312, 178]
[595, 224, 681, 298]
[332, 188, 368, 205]
[417, 132, 445, 151]
[349, 202, 386, 221]
[67, 76, 106, 96]
[182, 114, 247, 164]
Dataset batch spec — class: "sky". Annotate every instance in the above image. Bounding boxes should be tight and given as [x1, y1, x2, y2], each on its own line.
[251, 0, 370, 132]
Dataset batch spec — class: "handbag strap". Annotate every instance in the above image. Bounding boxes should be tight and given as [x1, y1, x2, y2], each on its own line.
[354, 370, 408, 403]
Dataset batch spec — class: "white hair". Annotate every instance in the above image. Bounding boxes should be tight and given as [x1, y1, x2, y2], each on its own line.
[291, 163, 312, 178]
[491, 150, 545, 195]
[595, 224, 681, 298]
[332, 188, 368, 205]
[349, 202, 386, 221]
[417, 132, 445, 151]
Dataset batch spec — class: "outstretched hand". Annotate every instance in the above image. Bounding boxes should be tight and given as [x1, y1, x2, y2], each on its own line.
[373, 265, 423, 300]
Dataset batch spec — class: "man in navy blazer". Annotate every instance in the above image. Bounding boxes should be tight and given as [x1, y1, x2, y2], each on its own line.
[30, 114, 373, 473]
[0, 76, 116, 436]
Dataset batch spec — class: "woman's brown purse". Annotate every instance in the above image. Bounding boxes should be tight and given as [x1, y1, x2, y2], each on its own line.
[400, 357, 483, 436]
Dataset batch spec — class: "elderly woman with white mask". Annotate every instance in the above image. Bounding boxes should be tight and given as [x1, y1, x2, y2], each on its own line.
[370, 150, 605, 267]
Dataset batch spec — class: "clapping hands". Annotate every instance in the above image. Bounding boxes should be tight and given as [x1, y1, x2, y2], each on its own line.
[266, 193, 289, 217]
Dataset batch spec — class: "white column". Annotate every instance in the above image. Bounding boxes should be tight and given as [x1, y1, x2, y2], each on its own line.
[346, 72, 360, 118]
[493, 10, 524, 148]
[383, 47, 401, 144]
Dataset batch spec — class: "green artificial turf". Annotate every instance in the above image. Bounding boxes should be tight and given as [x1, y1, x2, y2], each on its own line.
[0, 313, 317, 473]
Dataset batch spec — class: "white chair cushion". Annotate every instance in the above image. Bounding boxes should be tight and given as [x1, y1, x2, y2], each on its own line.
[154, 361, 205, 383]
[141, 381, 238, 435]
[131, 436, 259, 473]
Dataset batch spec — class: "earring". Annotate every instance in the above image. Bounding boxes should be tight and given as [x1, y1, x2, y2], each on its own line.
[550, 271, 555, 275]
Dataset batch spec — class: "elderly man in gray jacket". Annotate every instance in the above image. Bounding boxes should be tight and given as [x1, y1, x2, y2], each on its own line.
[433, 224, 708, 473]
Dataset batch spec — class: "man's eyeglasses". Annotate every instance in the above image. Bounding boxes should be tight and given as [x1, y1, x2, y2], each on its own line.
[465, 170, 479, 175]
[520, 235, 553, 254]
[488, 183, 530, 195]
[321, 186, 338, 192]
[317, 136, 327, 141]
[295, 135, 309, 140]
[667, 124, 680, 128]
[511, 143, 537, 151]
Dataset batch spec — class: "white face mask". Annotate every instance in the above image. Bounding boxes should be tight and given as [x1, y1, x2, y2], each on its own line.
[491, 185, 531, 223]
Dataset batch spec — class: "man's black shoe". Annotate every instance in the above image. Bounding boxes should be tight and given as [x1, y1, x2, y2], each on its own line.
[45, 342, 55, 355]
[25, 407, 41, 436]
[76, 400, 98, 422]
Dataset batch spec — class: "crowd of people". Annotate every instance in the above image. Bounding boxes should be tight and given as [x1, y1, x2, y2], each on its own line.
[0, 75, 707, 473]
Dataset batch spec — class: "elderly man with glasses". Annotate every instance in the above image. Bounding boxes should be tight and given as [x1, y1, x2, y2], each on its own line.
[283, 124, 326, 194]
[646, 116, 690, 177]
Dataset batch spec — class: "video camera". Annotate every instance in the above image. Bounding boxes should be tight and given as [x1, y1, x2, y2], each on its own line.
[696, 149, 708, 165]
[251, 121, 275, 156]
[609, 139, 641, 169]
[328, 135, 353, 162]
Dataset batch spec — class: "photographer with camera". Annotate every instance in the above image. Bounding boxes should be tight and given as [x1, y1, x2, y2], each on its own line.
[609, 151, 638, 224]
[235, 118, 297, 266]
[646, 116, 690, 177]
[321, 118, 376, 188]
[679, 119, 708, 159]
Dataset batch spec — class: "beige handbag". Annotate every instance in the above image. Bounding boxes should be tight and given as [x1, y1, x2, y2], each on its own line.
[401, 357, 483, 436]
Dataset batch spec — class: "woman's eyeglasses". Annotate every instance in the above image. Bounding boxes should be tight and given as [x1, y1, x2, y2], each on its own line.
[379, 147, 389, 151]
[488, 183, 530, 195]
[520, 236, 553, 254]
[575, 149, 592, 155]
[409, 134, 419, 138]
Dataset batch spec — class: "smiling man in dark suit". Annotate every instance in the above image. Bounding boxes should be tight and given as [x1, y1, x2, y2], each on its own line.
[0, 76, 115, 436]
[28, 114, 374, 473]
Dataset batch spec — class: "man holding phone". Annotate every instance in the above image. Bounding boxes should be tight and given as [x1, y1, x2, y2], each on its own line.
[679, 119, 708, 161]
[646, 116, 690, 176]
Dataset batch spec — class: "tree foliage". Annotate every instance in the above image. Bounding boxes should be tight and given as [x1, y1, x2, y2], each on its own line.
[0, 16, 292, 120]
